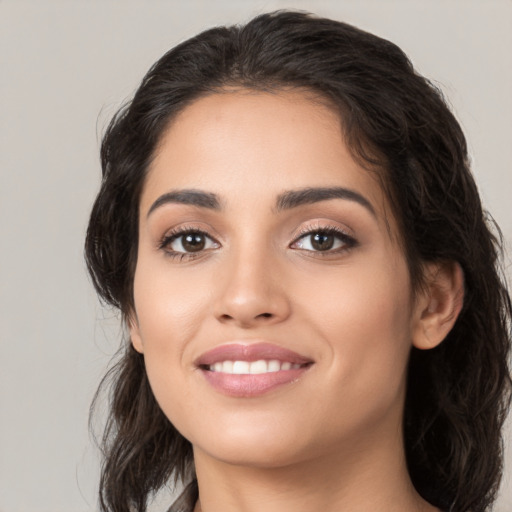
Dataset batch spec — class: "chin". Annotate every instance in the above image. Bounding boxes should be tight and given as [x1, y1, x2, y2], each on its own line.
[195, 437, 309, 469]
[186, 412, 332, 469]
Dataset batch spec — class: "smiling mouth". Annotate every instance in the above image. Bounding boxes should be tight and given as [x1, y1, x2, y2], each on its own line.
[195, 342, 314, 397]
[203, 360, 310, 374]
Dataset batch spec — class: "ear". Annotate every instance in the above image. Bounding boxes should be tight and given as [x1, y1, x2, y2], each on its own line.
[412, 261, 464, 350]
[128, 312, 144, 354]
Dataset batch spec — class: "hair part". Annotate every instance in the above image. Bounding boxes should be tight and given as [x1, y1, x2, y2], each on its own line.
[85, 10, 512, 512]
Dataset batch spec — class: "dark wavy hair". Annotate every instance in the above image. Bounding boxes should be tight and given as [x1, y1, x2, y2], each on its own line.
[85, 11, 512, 512]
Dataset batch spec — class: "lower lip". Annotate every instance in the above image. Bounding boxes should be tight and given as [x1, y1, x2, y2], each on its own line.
[200, 366, 311, 397]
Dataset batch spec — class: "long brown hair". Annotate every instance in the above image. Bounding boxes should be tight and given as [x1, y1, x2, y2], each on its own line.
[85, 11, 512, 512]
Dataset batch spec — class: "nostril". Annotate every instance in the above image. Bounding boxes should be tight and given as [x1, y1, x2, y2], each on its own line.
[259, 313, 273, 319]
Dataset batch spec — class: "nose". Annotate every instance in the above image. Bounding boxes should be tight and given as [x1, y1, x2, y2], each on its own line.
[214, 249, 291, 328]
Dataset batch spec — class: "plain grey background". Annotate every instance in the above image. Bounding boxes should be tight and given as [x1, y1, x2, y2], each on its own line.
[1, 1, 511, 511]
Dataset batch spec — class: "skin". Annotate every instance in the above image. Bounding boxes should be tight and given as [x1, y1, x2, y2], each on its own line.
[130, 90, 463, 512]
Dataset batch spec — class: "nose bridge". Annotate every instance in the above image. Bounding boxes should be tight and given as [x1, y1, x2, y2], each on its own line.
[215, 234, 290, 326]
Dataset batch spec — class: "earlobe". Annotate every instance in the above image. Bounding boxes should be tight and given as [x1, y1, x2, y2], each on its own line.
[412, 261, 464, 350]
[128, 313, 144, 354]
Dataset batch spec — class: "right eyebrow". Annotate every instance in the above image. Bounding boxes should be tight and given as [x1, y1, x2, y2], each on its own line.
[147, 189, 221, 218]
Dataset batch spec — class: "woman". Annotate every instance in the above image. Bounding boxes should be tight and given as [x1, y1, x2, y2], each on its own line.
[85, 11, 511, 512]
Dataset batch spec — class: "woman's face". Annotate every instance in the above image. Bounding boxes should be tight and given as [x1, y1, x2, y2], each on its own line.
[130, 90, 423, 468]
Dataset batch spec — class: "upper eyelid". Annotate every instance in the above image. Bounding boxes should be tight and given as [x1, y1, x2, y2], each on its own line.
[292, 228, 356, 244]
[295, 227, 352, 239]
[291, 221, 355, 239]
[289, 223, 359, 252]
[160, 223, 220, 241]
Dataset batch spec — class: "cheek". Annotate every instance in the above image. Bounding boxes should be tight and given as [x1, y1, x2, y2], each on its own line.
[133, 259, 211, 345]
[131, 259, 213, 408]
[301, 255, 413, 390]
[131, 262, 209, 428]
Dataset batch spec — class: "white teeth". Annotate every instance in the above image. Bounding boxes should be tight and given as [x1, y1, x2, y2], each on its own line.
[268, 360, 281, 372]
[249, 360, 268, 374]
[208, 359, 304, 374]
[232, 361, 250, 374]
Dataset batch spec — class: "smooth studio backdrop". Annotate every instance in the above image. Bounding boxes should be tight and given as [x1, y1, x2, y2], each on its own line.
[1, 1, 511, 511]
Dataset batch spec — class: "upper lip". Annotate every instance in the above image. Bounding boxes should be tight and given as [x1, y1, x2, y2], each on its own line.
[195, 342, 314, 367]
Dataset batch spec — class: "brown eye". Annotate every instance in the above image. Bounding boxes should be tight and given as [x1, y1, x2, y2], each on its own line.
[310, 233, 334, 251]
[291, 228, 357, 253]
[181, 233, 206, 252]
[163, 230, 219, 254]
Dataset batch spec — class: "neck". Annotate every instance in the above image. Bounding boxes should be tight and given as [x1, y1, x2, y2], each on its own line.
[191, 430, 439, 512]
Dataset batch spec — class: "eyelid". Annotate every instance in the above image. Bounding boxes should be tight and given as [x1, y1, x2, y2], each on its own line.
[291, 219, 355, 240]
[289, 222, 358, 253]
[158, 220, 220, 245]
[159, 228, 216, 246]
[158, 224, 221, 260]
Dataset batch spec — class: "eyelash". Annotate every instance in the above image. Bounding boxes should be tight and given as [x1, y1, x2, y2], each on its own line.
[158, 224, 358, 261]
[159, 226, 219, 261]
[291, 225, 358, 256]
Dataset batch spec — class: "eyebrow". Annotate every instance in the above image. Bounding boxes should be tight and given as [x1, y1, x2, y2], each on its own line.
[275, 187, 376, 216]
[147, 189, 221, 217]
[147, 186, 375, 218]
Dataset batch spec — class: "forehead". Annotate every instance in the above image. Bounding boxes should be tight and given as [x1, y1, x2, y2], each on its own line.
[142, 90, 392, 226]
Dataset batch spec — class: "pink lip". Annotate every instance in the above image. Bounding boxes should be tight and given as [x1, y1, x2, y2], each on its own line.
[195, 342, 314, 398]
[195, 342, 313, 366]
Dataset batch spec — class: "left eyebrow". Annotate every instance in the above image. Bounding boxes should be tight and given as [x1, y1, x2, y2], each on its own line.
[275, 187, 376, 217]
